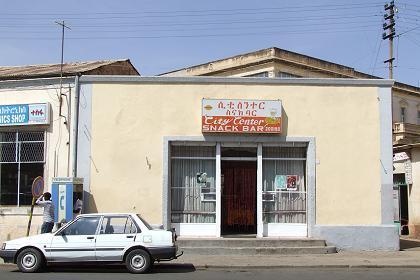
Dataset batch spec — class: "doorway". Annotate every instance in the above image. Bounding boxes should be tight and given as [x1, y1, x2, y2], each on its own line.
[221, 147, 257, 235]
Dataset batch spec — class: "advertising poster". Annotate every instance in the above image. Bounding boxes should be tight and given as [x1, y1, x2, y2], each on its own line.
[275, 175, 287, 190]
[286, 175, 298, 191]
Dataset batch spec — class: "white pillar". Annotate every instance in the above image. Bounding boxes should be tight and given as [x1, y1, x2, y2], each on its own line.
[216, 143, 221, 237]
[257, 143, 263, 237]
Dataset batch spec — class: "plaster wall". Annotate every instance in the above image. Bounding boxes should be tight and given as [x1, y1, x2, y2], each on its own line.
[85, 82, 384, 226]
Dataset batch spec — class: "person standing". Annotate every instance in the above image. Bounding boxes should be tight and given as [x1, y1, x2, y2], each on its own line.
[36, 192, 55, 234]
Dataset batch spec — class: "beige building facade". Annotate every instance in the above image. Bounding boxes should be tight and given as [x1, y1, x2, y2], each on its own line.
[162, 47, 420, 238]
[71, 76, 397, 250]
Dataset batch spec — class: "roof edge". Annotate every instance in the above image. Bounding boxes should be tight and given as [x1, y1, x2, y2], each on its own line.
[80, 75, 394, 87]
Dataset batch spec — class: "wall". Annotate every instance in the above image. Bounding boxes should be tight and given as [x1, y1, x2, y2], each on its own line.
[82, 80, 385, 228]
[409, 147, 420, 237]
[0, 79, 73, 242]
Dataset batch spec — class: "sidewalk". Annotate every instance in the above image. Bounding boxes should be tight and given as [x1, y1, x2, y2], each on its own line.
[169, 250, 420, 269]
[2, 239, 420, 269]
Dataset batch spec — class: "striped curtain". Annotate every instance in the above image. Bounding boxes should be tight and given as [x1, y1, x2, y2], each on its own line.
[171, 145, 216, 223]
[262, 146, 307, 224]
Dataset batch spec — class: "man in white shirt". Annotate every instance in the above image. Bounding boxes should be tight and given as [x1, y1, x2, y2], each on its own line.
[35, 192, 55, 233]
[73, 193, 83, 218]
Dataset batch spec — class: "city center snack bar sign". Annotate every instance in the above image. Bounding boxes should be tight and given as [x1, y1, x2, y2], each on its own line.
[0, 103, 50, 127]
[202, 99, 282, 133]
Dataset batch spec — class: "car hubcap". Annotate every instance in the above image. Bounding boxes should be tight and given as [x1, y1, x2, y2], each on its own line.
[22, 253, 36, 268]
[131, 255, 145, 269]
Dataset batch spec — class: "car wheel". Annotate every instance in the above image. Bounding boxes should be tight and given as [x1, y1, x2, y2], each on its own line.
[16, 248, 44, 273]
[125, 249, 151, 274]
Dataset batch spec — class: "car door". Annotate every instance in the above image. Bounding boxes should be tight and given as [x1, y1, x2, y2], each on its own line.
[48, 216, 101, 262]
[95, 215, 138, 261]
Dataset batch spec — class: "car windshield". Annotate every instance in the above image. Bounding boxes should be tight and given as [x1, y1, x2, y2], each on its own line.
[136, 214, 152, 230]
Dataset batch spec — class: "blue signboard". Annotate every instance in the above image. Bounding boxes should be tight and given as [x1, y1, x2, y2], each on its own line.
[0, 103, 50, 126]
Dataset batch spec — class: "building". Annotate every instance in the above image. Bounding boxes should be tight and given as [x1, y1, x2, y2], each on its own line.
[0, 60, 139, 240]
[69, 76, 396, 250]
[0, 56, 400, 251]
[161, 47, 420, 238]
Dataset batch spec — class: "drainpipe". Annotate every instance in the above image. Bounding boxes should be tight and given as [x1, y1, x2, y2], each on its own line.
[71, 74, 81, 177]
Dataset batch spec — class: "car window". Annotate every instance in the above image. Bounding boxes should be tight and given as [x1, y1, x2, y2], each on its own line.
[100, 216, 137, 234]
[61, 216, 100, 236]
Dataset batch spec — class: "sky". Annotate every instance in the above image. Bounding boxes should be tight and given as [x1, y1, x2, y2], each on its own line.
[1, 0, 420, 86]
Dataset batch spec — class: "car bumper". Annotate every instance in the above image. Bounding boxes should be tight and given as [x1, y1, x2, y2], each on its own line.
[0, 249, 17, 263]
[148, 246, 178, 261]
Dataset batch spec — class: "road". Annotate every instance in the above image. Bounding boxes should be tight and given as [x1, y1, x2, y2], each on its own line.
[1, 264, 420, 280]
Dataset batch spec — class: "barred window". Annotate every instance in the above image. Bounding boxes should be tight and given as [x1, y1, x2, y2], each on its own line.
[0, 131, 45, 206]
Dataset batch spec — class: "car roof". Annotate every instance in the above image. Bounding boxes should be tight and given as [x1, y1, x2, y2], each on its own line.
[78, 213, 137, 217]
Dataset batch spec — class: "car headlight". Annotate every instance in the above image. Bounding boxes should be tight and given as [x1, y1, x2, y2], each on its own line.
[1, 243, 6, 250]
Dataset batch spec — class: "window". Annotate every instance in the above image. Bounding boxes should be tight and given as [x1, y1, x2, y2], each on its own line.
[171, 145, 216, 223]
[417, 110, 420, 125]
[244, 71, 269, 78]
[400, 107, 406, 123]
[100, 216, 138, 234]
[277, 71, 302, 78]
[262, 146, 307, 224]
[0, 131, 45, 206]
[61, 216, 100, 235]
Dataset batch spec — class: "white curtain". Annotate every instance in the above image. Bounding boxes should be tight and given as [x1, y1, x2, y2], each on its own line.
[262, 146, 307, 224]
[171, 145, 216, 223]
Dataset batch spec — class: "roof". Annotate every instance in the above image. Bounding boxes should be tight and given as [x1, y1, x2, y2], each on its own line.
[0, 59, 140, 81]
[160, 47, 420, 95]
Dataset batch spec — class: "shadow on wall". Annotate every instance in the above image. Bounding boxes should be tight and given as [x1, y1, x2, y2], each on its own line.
[282, 107, 288, 135]
[84, 191, 98, 213]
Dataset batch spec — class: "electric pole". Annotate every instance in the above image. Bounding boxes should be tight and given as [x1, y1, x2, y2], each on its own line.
[55, 20, 71, 118]
[383, 1, 396, 79]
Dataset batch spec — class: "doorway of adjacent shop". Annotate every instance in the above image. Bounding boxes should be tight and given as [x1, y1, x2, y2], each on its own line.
[221, 146, 257, 236]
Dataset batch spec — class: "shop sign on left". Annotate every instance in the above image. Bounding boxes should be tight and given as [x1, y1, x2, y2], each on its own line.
[0, 103, 50, 126]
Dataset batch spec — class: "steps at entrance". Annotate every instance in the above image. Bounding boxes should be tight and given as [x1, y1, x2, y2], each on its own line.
[177, 238, 337, 255]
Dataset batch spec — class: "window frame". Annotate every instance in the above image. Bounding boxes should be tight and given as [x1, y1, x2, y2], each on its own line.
[0, 131, 46, 206]
[55, 215, 102, 236]
[99, 215, 140, 235]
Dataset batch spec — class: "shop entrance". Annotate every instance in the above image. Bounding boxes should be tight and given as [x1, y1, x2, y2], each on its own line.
[221, 147, 257, 235]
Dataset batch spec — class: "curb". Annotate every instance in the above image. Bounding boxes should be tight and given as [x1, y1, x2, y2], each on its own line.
[2, 263, 420, 270]
[190, 264, 420, 270]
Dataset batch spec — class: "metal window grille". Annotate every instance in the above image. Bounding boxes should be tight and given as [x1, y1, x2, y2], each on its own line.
[0, 131, 45, 163]
[0, 131, 45, 206]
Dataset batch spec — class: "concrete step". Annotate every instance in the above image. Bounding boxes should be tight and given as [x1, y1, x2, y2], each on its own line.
[177, 238, 327, 248]
[179, 246, 337, 255]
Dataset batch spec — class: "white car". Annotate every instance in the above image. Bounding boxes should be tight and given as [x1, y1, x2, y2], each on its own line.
[0, 213, 181, 273]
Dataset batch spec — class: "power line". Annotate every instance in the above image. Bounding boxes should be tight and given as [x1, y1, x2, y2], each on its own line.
[0, 2, 384, 16]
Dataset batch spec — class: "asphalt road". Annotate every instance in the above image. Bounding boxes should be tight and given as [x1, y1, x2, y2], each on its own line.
[1, 264, 420, 280]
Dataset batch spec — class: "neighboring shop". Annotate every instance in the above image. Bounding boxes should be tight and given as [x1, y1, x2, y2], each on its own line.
[0, 78, 75, 240]
[73, 76, 398, 250]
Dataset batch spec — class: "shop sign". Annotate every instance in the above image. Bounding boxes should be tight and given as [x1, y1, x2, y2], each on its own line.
[404, 159, 413, 185]
[393, 152, 409, 162]
[0, 103, 50, 127]
[202, 99, 282, 133]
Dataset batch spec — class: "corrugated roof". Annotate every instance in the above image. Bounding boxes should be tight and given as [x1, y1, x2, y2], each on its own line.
[0, 59, 139, 80]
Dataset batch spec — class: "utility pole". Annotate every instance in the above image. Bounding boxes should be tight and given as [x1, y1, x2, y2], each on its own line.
[55, 20, 71, 118]
[383, 1, 396, 79]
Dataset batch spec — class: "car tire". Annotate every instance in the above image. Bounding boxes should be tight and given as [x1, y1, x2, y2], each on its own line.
[16, 248, 44, 273]
[125, 249, 151, 274]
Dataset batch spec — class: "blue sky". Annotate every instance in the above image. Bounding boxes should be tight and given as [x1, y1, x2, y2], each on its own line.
[1, 0, 420, 86]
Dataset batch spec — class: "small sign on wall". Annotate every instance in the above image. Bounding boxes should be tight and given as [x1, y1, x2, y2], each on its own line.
[0, 103, 50, 126]
[202, 99, 282, 133]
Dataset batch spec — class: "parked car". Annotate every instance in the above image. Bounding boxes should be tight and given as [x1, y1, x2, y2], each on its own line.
[0, 213, 181, 273]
